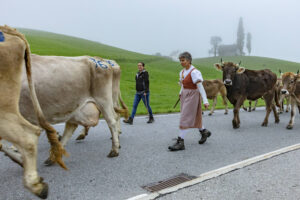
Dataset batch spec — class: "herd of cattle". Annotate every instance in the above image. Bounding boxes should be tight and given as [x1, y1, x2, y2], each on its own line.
[0, 25, 300, 199]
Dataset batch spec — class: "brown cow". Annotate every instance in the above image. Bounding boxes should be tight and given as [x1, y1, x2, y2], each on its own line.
[215, 61, 280, 128]
[0, 25, 66, 199]
[202, 79, 228, 115]
[280, 72, 300, 129]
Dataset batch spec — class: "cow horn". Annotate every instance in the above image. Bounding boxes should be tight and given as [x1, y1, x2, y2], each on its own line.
[297, 70, 299, 75]
[220, 58, 223, 63]
[279, 69, 281, 74]
[238, 61, 242, 65]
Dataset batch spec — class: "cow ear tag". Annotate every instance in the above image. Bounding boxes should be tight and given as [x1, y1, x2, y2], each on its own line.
[0, 31, 5, 42]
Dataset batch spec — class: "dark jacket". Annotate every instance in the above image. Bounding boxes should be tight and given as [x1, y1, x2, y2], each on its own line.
[136, 70, 149, 93]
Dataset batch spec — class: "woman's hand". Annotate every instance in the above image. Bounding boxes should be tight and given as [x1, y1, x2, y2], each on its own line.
[204, 103, 209, 109]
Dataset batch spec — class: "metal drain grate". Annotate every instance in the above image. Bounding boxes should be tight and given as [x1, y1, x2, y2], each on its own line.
[142, 173, 197, 192]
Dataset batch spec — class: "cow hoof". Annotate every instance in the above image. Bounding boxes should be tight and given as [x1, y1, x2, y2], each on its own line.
[233, 125, 240, 129]
[44, 158, 55, 166]
[275, 119, 280, 124]
[261, 122, 268, 127]
[208, 113, 212, 116]
[107, 151, 119, 158]
[224, 112, 228, 115]
[36, 182, 48, 199]
[286, 125, 293, 129]
[76, 134, 86, 141]
[56, 132, 62, 141]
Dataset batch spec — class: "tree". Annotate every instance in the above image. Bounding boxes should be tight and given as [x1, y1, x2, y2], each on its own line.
[236, 17, 245, 55]
[246, 32, 252, 55]
[210, 36, 222, 57]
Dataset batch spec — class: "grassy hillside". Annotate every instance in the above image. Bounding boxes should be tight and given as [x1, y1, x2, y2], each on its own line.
[18, 28, 300, 115]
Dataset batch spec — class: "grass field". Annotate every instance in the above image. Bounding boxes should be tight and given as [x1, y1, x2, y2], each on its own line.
[19, 28, 300, 115]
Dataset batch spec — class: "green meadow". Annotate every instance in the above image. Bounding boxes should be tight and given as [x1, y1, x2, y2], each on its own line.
[19, 28, 300, 115]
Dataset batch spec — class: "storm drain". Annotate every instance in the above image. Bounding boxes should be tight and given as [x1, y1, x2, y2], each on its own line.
[142, 173, 197, 192]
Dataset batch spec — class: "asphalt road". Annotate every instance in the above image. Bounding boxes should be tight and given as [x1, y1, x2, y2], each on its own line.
[1, 108, 300, 200]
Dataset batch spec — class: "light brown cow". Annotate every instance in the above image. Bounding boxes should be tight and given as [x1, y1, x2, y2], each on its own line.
[202, 79, 228, 115]
[0, 25, 66, 199]
[280, 72, 300, 129]
[19, 54, 128, 161]
[276, 78, 291, 113]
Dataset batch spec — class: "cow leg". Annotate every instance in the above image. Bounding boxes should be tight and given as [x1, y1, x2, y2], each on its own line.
[287, 99, 296, 129]
[0, 116, 48, 199]
[242, 102, 247, 111]
[232, 97, 245, 129]
[252, 100, 258, 111]
[209, 97, 217, 116]
[60, 122, 79, 147]
[100, 105, 119, 157]
[76, 126, 90, 141]
[262, 92, 279, 126]
[248, 101, 252, 112]
[223, 96, 228, 115]
[286, 96, 291, 112]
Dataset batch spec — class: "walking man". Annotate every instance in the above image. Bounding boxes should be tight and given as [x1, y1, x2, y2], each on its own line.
[123, 62, 154, 124]
[169, 52, 211, 151]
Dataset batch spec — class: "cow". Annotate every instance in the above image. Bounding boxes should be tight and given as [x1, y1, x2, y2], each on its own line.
[276, 74, 292, 113]
[0, 25, 66, 199]
[19, 54, 128, 163]
[280, 72, 300, 129]
[202, 79, 228, 115]
[214, 60, 280, 128]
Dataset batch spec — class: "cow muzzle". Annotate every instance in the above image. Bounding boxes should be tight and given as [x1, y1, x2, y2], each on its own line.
[224, 79, 232, 86]
[281, 89, 289, 95]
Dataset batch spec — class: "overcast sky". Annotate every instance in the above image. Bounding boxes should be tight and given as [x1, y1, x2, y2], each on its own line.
[2, 0, 300, 62]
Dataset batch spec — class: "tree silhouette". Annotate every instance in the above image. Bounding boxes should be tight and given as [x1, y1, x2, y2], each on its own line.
[210, 36, 222, 57]
[236, 17, 245, 55]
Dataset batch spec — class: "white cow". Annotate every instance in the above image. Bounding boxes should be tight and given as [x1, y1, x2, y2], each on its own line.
[19, 54, 128, 161]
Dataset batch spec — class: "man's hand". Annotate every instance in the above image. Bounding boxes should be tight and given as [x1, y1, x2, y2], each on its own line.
[204, 103, 209, 110]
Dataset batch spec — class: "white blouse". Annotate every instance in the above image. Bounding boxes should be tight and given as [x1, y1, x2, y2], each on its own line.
[179, 65, 203, 84]
[179, 65, 208, 104]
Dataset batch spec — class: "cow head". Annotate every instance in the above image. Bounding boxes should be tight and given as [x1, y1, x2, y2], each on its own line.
[214, 61, 245, 86]
[281, 71, 300, 95]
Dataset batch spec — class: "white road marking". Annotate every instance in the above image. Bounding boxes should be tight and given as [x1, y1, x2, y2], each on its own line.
[126, 143, 300, 200]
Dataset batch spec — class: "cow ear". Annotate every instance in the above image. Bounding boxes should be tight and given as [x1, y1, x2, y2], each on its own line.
[296, 74, 300, 82]
[214, 63, 223, 71]
[236, 67, 245, 74]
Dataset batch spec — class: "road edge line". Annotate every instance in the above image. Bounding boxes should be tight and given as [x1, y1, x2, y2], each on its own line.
[126, 143, 300, 200]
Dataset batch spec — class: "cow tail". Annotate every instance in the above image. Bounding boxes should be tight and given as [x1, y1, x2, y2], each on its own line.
[22, 31, 68, 169]
[115, 92, 129, 120]
[274, 87, 280, 108]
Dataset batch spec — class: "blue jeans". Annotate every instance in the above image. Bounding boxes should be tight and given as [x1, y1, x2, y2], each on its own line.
[130, 92, 153, 118]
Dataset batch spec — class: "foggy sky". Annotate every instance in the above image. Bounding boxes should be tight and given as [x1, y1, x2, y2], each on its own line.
[1, 0, 300, 62]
